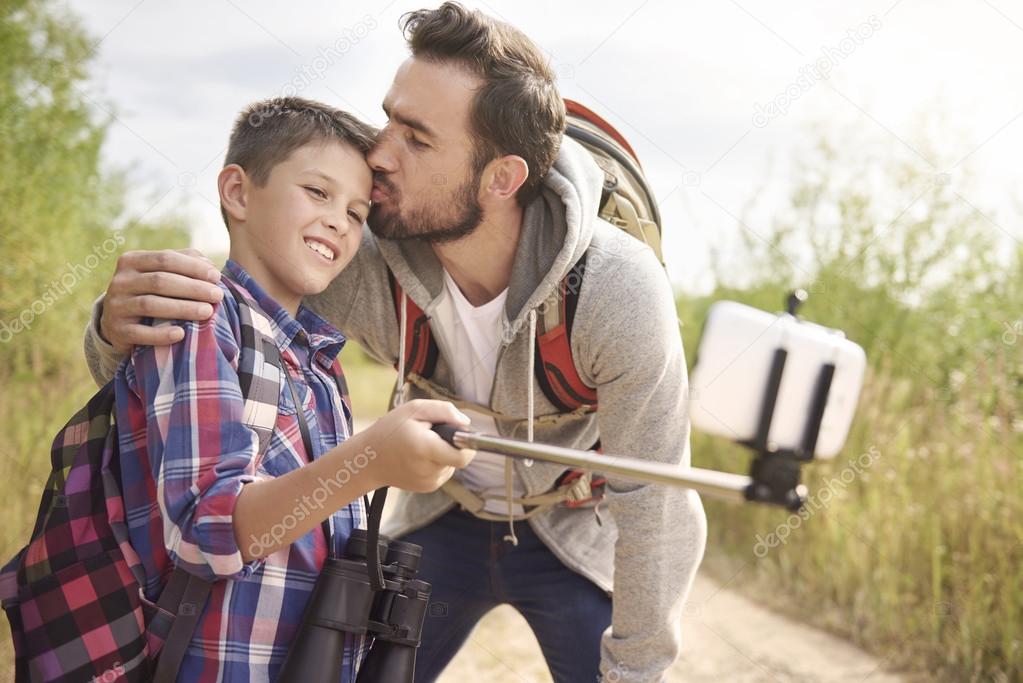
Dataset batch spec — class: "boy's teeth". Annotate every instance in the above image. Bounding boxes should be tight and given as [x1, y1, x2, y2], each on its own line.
[304, 239, 335, 261]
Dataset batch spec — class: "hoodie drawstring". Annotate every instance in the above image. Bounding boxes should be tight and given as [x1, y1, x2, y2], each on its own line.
[526, 309, 536, 446]
[394, 292, 408, 409]
[503, 308, 538, 546]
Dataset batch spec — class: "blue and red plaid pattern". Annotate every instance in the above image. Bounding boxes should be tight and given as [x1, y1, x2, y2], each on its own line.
[1, 260, 367, 682]
[113, 260, 367, 682]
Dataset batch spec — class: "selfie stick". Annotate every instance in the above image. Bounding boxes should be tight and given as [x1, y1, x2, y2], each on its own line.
[431, 424, 808, 511]
[431, 424, 751, 502]
[431, 292, 839, 512]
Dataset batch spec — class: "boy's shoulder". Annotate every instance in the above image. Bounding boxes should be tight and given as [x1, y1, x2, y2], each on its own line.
[216, 276, 283, 348]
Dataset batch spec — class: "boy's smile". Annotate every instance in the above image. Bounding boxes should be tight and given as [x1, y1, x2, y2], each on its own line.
[222, 141, 372, 315]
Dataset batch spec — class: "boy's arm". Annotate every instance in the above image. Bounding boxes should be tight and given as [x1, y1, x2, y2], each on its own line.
[126, 310, 275, 581]
[128, 302, 477, 578]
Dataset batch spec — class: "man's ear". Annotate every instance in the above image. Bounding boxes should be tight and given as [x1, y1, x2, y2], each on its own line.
[218, 164, 249, 223]
[483, 155, 529, 202]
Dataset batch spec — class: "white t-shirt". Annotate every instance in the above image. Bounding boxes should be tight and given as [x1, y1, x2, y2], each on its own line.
[429, 269, 526, 515]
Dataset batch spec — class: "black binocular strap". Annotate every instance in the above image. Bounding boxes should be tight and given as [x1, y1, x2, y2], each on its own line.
[365, 485, 389, 592]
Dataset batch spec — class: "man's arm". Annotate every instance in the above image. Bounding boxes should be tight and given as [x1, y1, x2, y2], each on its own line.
[84, 299, 128, 387]
[578, 242, 708, 683]
[84, 239, 384, 387]
[83, 249, 224, 386]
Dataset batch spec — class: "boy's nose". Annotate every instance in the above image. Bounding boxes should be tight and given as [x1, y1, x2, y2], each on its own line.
[323, 213, 344, 235]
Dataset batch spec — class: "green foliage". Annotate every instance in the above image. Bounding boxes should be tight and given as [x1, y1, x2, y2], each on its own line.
[0, 0, 188, 625]
[681, 124, 1022, 681]
[340, 342, 398, 423]
[0, 0, 188, 386]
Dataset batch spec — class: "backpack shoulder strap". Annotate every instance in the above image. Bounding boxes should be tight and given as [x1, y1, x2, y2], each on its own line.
[388, 267, 439, 381]
[385, 258, 597, 413]
[534, 252, 598, 412]
[150, 569, 214, 683]
[385, 259, 597, 414]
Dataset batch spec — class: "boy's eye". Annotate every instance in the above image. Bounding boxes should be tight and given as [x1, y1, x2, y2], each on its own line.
[305, 186, 328, 199]
[347, 209, 365, 223]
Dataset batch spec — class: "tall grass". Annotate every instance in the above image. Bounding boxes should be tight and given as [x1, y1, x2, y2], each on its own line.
[678, 127, 1022, 681]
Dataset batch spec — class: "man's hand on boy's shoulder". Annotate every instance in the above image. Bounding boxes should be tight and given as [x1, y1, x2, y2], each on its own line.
[100, 248, 225, 352]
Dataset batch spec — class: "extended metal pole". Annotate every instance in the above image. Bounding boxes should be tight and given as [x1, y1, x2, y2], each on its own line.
[432, 425, 754, 505]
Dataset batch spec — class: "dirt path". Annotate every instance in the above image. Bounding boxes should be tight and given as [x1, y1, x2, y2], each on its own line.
[434, 569, 906, 683]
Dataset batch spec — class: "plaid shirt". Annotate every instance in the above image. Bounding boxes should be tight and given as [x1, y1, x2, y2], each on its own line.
[114, 260, 367, 682]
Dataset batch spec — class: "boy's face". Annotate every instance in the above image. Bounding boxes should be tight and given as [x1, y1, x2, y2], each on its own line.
[228, 140, 372, 309]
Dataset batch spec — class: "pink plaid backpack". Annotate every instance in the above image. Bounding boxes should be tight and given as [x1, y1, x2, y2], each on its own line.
[1, 282, 284, 682]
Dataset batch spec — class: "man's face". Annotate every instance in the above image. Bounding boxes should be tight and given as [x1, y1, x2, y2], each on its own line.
[368, 58, 487, 243]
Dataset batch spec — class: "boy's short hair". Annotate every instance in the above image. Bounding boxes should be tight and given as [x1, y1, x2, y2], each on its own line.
[220, 97, 378, 228]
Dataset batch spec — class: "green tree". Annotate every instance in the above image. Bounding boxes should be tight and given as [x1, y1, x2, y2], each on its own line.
[0, 0, 188, 382]
[0, 0, 188, 602]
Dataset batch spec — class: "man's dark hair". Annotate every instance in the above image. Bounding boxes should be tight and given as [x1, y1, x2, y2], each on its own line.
[221, 97, 377, 228]
[401, 2, 565, 207]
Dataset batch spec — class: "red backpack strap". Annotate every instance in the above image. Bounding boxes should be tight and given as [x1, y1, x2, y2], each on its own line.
[387, 268, 439, 380]
[565, 99, 641, 166]
[534, 253, 598, 412]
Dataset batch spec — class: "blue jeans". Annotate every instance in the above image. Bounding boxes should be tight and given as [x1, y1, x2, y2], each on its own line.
[401, 507, 613, 683]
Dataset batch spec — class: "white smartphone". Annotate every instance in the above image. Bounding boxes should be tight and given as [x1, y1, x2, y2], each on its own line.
[688, 301, 866, 459]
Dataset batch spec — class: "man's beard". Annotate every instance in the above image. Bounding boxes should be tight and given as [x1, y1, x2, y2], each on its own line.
[368, 171, 484, 244]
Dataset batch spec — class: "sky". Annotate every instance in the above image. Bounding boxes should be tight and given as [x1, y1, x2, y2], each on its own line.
[67, 0, 1023, 293]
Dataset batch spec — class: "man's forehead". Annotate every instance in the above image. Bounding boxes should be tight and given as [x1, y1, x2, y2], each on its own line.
[382, 57, 480, 139]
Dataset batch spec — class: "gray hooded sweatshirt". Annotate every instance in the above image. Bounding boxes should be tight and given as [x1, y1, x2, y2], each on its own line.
[84, 138, 707, 683]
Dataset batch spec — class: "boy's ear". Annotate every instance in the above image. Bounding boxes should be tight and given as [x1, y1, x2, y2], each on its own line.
[218, 164, 249, 223]
[482, 155, 529, 202]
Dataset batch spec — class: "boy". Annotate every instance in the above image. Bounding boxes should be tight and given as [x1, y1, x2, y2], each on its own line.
[113, 97, 474, 682]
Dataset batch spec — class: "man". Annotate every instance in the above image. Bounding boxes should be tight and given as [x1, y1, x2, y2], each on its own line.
[84, 4, 706, 682]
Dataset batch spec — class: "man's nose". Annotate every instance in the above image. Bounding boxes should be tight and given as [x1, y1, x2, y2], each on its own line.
[368, 129, 398, 173]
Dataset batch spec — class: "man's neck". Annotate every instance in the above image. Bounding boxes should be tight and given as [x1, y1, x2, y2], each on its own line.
[432, 204, 523, 307]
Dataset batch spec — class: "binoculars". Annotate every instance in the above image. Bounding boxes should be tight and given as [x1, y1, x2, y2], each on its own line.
[278, 527, 432, 683]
